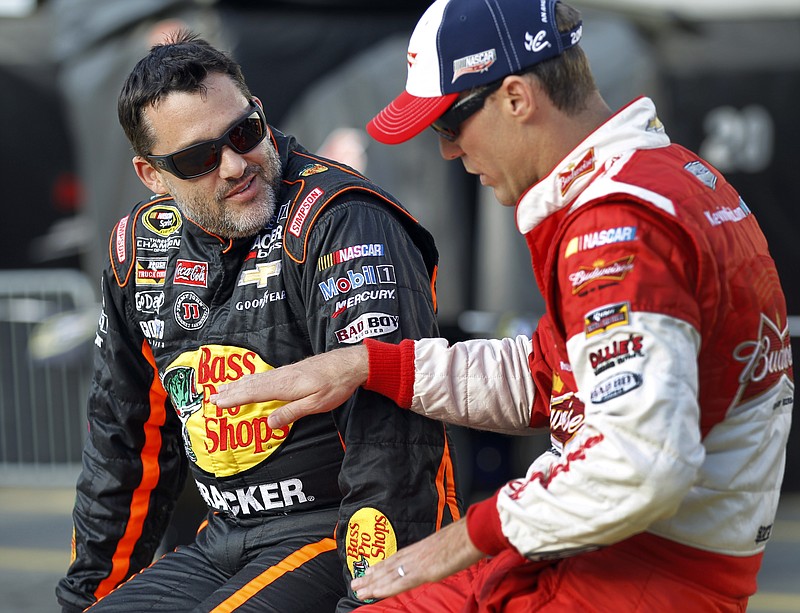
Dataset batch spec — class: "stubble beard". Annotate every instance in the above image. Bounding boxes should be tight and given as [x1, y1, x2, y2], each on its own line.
[168, 148, 282, 239]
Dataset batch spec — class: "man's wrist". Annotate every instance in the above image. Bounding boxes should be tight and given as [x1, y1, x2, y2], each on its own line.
[363, 338, 416, 408]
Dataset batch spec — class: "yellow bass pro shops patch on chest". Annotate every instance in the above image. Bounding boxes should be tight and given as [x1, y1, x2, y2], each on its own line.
[161, 345, 291, 476]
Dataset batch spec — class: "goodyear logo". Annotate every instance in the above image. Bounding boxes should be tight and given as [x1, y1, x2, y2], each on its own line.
[162, 345, 291, 476]
[346, 507, 397, 580]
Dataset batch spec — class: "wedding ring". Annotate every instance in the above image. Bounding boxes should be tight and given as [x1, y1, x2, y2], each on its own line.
[397, 565, 406, 578]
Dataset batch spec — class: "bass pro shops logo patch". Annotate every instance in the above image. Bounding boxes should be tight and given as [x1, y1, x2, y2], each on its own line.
[347, 506, 397, 600]
[162, 346, 292, 476]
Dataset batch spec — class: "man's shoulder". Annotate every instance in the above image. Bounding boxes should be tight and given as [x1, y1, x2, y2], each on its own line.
[107, 195, 183, 288]
[280, 156, 411, 264]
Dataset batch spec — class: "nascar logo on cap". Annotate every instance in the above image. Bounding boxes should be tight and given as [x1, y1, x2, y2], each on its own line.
[452, 49, 496, 83]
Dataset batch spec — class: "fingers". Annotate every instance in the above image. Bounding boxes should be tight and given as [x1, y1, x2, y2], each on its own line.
[209, 370, 278, 408]
[266, 399, 320, 429]
[351, 555, 417, 602]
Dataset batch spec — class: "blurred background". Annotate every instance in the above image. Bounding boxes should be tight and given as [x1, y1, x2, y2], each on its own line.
[0, 0, 798, 611]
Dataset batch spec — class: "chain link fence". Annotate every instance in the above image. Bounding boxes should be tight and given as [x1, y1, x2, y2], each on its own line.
[0, 269, 97, 486]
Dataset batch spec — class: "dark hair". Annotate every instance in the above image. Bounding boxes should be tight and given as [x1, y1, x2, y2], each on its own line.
[524, 2, 597, 114]
[118, 31, 252, 156]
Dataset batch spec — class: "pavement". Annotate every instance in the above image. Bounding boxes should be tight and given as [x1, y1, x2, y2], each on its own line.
[1, 485, 798, 612]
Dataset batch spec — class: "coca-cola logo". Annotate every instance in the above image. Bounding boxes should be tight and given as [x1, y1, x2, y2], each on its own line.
[174, 259, 209, 287]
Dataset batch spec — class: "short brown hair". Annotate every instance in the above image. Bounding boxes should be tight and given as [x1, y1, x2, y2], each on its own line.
[524, 2, 597, 114]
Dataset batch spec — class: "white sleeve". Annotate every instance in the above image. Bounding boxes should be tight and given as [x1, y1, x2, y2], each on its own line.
[495, 312, 706, 556]
[409, 335, 538, 435]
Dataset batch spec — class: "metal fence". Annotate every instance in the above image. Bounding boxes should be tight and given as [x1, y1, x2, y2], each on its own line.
[0, 269, 97, 485]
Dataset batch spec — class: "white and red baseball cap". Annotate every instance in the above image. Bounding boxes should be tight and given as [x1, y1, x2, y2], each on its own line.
[367, 0, 583, 145]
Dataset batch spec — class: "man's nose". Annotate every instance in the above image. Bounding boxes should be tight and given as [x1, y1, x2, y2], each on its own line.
[438, 136, 463, 160]
[218, 145, 248, 179]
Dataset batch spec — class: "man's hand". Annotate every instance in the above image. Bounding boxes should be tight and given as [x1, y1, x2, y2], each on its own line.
[209, 345, 369, 429]
[351, 519, 483, 602]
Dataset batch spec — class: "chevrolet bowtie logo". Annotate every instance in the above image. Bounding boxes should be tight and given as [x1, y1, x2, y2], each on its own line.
[238, 261, 282, 288]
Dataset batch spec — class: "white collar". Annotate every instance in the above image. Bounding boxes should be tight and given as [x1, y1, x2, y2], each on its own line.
[515, 97, 670, 234]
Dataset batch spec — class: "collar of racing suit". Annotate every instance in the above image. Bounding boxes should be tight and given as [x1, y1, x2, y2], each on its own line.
[515, 96, 671, 235]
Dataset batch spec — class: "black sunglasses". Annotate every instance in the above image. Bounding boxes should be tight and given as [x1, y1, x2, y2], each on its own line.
[430, 79, 504, 142]
[146, 100, 268, 180]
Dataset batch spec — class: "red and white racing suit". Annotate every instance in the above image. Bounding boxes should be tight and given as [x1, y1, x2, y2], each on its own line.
[361, 97, 794, 611]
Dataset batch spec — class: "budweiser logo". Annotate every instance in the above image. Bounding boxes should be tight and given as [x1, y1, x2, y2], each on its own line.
[568, 256, 635, 294]
[558, 148, 595, 196]
[733, 313, 793, 406]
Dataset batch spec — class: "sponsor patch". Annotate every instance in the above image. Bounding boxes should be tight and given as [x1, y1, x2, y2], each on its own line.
[549, 392, 585, 450]
[558, 148, 595, 196]
[299, 163, 329, 177]
[135, 290, 166, 314]
[646, 116, 665, 133]
[755, 525, 773, 544]
[174, 259, 209, 287]
[732, 313, 793, 407]
[590, 371, 642, 404]
[589, 333, 644, 376]
[452, 49, 496, 83]
[568, 256, 635, 294]
[94, 309, 108, 348]
[238, 261, 282, 288]
[335, 312, 399, 344]
[346, 507, 398, 582]
[139, 318, 164, 340]
[704, 198, 751, 227]
[332, 289, 396, 318]
[584, 302, 630, 337]
[143, 205, 182, 236]
[248, 226, 283, 260]
[564, 226, 636, 258]
[162, 345, 292, 476]
[288, 187, 324, 237]
[135, 257, 168, 286]
[236, 290, 286, 311]
[318, 265, 396, 301]
[115, 215, 129, 263]
[136, 235, 181, 252]
[318, 243, 385, 270]
[174, 291, 209, 330]
[194, 478, 309, 517]
[524, 29, 551, 53]
[684, 160, 717, 190]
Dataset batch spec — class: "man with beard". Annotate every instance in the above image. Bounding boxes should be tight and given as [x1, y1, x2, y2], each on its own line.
[56, 32, 460, 613]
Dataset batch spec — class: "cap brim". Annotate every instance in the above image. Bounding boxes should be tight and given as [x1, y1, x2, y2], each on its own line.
[367, 90, 459, 145]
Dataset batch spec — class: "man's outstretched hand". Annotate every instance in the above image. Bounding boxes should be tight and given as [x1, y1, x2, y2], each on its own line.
[209, 345, 369, 429]
[350, 519, 484, 602]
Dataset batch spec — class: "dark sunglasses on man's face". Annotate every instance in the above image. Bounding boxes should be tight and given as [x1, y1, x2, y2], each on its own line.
[430, 79, 504, 142]
[146, 100, 268, 180]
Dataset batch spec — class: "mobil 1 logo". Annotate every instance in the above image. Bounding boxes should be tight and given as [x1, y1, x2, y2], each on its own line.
[318, 265, 396, 301]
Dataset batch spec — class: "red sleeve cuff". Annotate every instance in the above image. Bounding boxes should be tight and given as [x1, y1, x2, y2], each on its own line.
[363, 338, 416, 408]
[466, 491, 509, 556]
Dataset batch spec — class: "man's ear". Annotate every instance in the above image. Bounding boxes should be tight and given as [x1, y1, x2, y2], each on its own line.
[132, 156, 169, 194]
[501, 75, 537, 119]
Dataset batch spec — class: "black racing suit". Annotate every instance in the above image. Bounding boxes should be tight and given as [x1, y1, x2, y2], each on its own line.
[56, 131, 461, 613]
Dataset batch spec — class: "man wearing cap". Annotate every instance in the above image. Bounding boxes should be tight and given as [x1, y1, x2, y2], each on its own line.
[211, 0, 794, 610]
